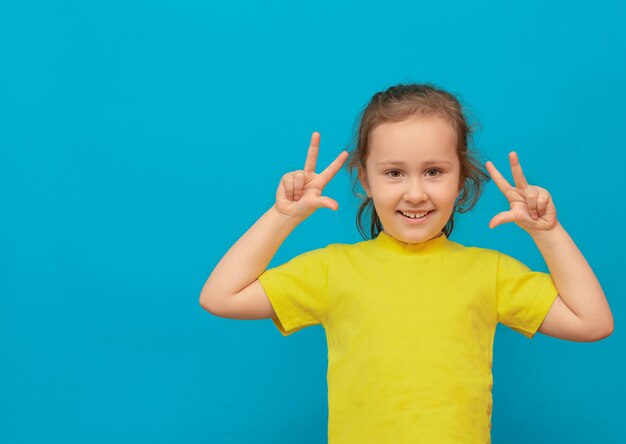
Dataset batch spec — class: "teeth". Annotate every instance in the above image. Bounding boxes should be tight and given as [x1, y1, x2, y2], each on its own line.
[400, 210, 429, 219]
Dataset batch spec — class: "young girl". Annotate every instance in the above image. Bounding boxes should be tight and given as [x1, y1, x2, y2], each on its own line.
[199, 83, 614, 443]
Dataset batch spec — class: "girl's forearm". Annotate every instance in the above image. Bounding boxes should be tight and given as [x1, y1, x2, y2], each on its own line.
[530, 223, 614, 333]
[199, 206, 301, 307]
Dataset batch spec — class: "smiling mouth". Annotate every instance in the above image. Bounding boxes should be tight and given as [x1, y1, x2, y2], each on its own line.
[397, 210, 434, 219]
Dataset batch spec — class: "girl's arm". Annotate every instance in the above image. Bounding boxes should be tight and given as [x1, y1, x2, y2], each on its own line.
[530, 223, 613, 336]
[486, 152, 614, 341]
[199, 206, 299, 315]
[199, 132, 348, 318]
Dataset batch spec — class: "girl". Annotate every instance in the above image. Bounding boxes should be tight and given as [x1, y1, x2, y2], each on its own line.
[199, 83, 614, 443]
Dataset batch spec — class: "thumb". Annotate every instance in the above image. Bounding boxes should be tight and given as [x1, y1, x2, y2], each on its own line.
[489, 211, 513, 229]
[317, 196, 339, 211]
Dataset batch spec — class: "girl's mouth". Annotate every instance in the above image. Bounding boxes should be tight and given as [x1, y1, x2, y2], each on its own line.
[397, 210, 434, 223]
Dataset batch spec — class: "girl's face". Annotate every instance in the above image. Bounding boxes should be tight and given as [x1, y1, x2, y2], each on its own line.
[358, 114, 462, 244]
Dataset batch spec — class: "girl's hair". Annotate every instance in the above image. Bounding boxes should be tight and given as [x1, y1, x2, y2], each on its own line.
[345, 82, 491, 240]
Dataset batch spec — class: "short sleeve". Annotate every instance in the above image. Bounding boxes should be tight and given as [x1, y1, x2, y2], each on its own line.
[496, 251, 559, 339]
[257, 246, 330, 336]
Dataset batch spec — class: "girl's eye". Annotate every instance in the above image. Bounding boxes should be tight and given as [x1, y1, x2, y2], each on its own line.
[426, 168, 442, 177]
[385, 168, 442, 178]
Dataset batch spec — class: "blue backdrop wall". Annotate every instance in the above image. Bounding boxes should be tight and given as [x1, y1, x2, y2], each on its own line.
[1, 0, 624, 443]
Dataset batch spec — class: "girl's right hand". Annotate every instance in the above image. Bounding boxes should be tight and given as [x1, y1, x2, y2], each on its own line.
[274, 132, 349, 221]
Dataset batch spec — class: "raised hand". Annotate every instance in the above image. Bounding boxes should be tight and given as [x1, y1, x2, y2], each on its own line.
[485, 152, 558, 233]
[274, 132, 349, 221]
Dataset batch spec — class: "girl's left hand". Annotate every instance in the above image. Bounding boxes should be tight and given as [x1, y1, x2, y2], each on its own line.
[485, 152, 558, 233]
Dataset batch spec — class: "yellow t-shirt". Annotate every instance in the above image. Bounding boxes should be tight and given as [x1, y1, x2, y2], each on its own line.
[257, 230, 559, 444]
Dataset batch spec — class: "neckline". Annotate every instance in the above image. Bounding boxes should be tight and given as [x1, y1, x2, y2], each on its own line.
[372, 230, 452, 257]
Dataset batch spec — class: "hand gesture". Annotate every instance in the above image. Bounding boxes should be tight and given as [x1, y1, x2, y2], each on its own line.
[274, 132, 349, 221]
[485, 152, 558, 233]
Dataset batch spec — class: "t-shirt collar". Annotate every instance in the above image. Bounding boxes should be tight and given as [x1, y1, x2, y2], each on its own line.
[373, 230, 451, 256]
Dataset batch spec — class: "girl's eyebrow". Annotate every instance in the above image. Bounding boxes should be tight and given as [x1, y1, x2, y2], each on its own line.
[376, 159, 452, 166]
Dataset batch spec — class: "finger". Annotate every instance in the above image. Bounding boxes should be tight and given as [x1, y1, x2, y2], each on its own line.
[509, 152, 529, 190]
[284, 174, 294, 201]
[317, 195, 339, 211]
[304, 132, 320, 175]
[318, 150, 349, 185]
[293, 171, 305, 200]
[488, 210, 515, 229]
[485, 160, 513, 196]
[526, 187, 539, 219]
[537, 191, 549, 217]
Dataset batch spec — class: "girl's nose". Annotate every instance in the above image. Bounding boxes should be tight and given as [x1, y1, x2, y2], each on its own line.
[403, 180, 428, 203]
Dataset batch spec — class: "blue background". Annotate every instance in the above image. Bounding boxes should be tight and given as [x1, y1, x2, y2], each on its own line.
[1, 0, 624, 442]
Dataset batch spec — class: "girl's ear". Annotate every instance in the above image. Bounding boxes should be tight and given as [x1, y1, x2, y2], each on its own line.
[358, 168, 372, 198]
